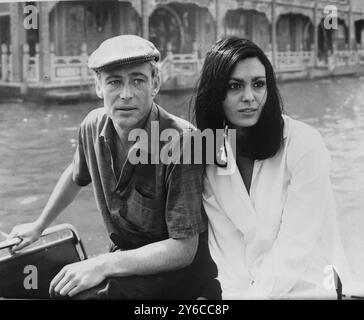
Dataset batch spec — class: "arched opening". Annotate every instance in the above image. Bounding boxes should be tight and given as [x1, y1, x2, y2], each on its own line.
[149, 5, 183, 58]
[50, 0, 124, 56]
[24, 2, 39, 56]
[224, 9, 271, 51]
[0, 14, 10, 46]
[355, 19, 364, 47]
[195, 7, 215, 58]
[335, 18, 349, 50]
[277, 13, 313, 51]
[318, 19, 333, 62]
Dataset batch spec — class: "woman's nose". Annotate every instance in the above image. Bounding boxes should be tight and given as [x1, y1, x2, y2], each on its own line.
[242, 86, 255, 103]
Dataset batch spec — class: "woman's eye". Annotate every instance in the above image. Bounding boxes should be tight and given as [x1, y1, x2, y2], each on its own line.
[228, 82, 241, 90]
[253, 81, 266, 89]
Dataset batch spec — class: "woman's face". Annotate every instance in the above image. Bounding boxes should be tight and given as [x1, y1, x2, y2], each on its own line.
[222, 57, 267, 132]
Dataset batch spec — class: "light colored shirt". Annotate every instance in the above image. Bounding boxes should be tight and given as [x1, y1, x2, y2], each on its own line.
[203, 115, 352, 299]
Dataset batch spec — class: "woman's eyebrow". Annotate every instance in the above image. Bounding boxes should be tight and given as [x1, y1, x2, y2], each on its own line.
[252, 76, 266, 81]
[229, 76, 266, 82]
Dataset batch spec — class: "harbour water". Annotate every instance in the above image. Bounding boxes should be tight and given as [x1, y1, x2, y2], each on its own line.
[1, 76, 364, 284]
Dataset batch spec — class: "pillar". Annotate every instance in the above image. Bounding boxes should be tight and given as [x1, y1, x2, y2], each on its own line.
[348, 0, 354, 50]
[9, 2, 26, 83]
[313, 1, 318, 66]
[38, 2, 51, 83]
[271, 0, 277, 69]
[141, 0, 149, 39]
[215, 0, 224, 40]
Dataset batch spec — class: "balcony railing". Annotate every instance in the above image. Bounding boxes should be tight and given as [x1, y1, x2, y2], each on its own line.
[160, 43, 201, 84]
[1, 42, 364, 88]
[49, 43, 93, 84]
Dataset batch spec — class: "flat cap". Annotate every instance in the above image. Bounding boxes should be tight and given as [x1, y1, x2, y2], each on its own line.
[88, 35, 160, 71]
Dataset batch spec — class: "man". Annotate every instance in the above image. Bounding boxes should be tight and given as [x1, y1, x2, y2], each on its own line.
[8, 35, 213, 299]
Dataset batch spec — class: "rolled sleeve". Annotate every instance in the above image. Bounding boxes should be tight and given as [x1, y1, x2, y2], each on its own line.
[72, 126, 92, 187]
[164, 132, 207, 239]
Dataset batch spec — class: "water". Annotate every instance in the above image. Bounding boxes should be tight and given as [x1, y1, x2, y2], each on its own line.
[1, 76, 364, 282]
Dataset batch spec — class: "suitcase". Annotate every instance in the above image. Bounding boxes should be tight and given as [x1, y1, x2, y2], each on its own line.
[0, 223, 87, 299]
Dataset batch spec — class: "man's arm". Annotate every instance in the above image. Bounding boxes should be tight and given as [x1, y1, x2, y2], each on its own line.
[50, 235, 198, 298]
[102, 235, 198, 276]
[9, 163, 82, 251]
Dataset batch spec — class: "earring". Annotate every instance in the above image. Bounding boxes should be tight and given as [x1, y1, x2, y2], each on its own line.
[216, 119, 228, 167]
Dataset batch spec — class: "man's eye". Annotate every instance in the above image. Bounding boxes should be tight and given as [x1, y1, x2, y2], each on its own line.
[133, 79, 144, 85]
[253, 81, 266, 89]
[228, 82, 241, 90]
[108, 80, 120, 86]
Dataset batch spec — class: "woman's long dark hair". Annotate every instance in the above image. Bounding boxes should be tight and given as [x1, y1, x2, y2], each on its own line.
[192, 37, 284, 161]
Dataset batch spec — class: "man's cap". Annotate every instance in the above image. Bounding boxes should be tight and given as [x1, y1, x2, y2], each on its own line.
[88, 35, 161, 71]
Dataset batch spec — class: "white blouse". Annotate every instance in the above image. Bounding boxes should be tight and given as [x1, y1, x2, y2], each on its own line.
[203, 115, 353, 299]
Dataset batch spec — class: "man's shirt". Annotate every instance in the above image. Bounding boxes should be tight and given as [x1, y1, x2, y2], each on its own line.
[72, 103, 206, 249]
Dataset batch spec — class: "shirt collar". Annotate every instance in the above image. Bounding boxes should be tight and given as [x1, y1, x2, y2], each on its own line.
[99, 103, 159, 154]
[130, 103, 159, 154]
[99, 115, 115, 143]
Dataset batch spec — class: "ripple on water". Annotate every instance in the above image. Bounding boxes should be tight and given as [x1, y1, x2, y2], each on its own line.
[1, 78, 364, 277]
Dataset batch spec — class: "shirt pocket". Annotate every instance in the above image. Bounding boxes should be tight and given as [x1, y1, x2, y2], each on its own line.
[127, 187, 164, 234]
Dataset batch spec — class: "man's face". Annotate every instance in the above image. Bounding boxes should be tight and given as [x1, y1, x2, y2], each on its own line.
[96, 62, 160, 130]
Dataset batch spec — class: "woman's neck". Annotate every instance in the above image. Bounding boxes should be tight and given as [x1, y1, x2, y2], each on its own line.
[229, 124, 247, 141]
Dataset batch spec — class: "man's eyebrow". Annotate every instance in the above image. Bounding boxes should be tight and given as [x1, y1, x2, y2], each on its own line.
[129, 72, 148, 78]
[104, 74, 122, 81]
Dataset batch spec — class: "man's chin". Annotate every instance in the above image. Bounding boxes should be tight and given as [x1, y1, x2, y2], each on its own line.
[112, 115, 142, 130]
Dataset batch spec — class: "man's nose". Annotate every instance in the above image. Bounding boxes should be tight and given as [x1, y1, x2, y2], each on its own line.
[119, 83, 133, 100]
[242, 85, 255, 103]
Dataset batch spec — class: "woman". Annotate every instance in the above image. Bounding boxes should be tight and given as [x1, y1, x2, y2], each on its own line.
[193, 37, 352, 299]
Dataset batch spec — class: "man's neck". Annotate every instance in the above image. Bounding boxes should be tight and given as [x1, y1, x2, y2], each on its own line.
[112, 110, 151, 149]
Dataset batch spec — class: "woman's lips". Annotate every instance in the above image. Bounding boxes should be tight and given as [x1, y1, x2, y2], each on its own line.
[238, 108, 258, 114]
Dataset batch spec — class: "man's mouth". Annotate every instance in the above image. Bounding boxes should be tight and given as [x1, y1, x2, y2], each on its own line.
[115, 106, 136, 111]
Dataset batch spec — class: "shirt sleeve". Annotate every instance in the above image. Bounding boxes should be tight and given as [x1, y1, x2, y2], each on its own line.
[245, 127, 335, 299]
[72, 123, 92, 187]
[164, 131, 207, 239]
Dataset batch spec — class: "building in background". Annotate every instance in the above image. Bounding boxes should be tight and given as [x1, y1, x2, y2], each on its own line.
[1, 0, 364, 99]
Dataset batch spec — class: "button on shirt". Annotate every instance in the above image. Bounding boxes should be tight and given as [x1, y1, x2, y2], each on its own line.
[203, 115, 352, 299]
[72, 103, 206, 250]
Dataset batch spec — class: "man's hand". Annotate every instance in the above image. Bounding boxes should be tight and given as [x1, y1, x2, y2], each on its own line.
[49, 258, 106, 298]
[8, 222, 43, 252]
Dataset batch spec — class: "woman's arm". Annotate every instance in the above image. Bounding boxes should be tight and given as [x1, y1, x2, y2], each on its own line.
[246, 128, 336, 299]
